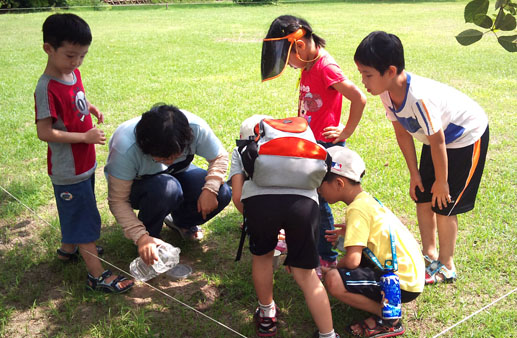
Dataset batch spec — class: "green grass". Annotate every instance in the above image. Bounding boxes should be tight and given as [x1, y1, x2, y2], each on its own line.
[0, 1, 516, 337]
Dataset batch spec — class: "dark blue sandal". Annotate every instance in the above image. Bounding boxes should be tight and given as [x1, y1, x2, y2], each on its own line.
[57, 245, 104, 262]
[87, 270, 134, 294]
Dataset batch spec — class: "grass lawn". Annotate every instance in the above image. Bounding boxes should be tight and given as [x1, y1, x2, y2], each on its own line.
[0, 1, 516, 337]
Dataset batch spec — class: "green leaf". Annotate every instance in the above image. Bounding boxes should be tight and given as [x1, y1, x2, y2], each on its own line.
[496, 13, 517, 30]
[494, 8, 506, 28]
[494, 0, 508, 10]
[465, 0, 490, 23]
[508, 2, 517, 15]
[474, 14, 494, 28]
[456, 29, 484, 45]
[498, 35, 517, 51]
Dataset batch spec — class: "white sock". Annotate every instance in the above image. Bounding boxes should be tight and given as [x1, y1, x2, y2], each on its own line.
[319, 329, 336, 338]
[258, 300, 276, 318]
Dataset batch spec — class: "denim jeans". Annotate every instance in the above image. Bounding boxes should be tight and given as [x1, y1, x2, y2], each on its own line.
[129, 164, 232, 238]
[317, 141, 345, 262]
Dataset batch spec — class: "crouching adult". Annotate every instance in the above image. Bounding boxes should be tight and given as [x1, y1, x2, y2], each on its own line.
[105, 104, 231, 265]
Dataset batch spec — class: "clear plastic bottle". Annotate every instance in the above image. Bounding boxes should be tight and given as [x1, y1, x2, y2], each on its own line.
[129, 243, 181, 282]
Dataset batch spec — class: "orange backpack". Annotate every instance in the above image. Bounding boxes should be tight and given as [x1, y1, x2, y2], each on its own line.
[237, 117, 331, 190]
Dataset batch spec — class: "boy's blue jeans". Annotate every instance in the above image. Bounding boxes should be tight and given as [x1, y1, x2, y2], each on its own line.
[129, 164, 232, 238]
[318, 141, 345, 263]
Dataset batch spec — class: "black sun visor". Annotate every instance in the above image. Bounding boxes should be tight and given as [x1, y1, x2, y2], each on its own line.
[261, 28, 305, 82]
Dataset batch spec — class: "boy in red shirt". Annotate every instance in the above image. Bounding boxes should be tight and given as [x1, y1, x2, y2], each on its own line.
[34, 13, 133, 293]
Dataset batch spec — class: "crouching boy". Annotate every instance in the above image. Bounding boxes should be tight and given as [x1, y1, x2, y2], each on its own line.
[319, 146, 424, 338]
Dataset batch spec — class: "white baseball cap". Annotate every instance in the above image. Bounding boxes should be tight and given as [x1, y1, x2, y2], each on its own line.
[239, 114, 273, 140]
[327, 146, 365, 182]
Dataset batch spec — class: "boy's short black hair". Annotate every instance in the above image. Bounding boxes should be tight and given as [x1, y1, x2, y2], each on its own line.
[354, 31, 405, 75]
[322, 171, 363, 185]
[135, 104, 193, 158]
[42, 13, 92, 49]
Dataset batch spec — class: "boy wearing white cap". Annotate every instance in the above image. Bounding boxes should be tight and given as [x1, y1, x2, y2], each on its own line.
[319, 146, 424, 338]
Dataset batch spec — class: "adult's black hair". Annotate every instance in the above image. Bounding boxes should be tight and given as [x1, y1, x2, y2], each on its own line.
[322, 171, 364, 185]
[265, 15, 326, 48]
[354, 31, 405, 75]
[42, 13, 92, 49]
[135, 104, 193, 158]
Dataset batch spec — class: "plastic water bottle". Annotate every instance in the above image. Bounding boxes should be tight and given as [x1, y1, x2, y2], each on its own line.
[129, 243, 181, 282]
[380, 270, 402, 319]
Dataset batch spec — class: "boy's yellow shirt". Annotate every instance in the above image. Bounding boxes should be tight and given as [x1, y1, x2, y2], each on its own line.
[344, 191, 425, 293]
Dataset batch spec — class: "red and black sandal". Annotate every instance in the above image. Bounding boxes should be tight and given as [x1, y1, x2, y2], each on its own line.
[345, 316, 404, 338]
[254, 306, 278, 337]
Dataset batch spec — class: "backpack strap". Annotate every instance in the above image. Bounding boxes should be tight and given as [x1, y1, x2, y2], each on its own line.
[236, 139, 258, 179]
[235, 215, 248, 261]
[324, 151, 332, 173]
[316, 140, 337, 174]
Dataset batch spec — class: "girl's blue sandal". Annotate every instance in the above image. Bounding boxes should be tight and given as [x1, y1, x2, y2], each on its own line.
[87, 270, 134, 294]
[424, 259, 457, 285]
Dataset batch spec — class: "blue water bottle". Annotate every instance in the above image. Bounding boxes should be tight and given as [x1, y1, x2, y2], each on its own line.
[365, 198, 402, 320]
[380, 261, 402, 320]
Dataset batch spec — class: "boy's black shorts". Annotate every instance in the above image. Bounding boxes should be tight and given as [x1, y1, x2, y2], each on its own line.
[243, 194, 319, 269]
[337, 257, 420, 303]
[415, 126, 489, 216]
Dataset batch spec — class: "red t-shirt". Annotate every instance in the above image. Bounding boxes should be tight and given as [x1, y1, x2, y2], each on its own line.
[298, 50, 346, 142]
[34, 69, 96, 185]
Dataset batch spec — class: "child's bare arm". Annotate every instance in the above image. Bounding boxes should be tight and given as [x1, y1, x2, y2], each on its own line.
[392, 121, 423, 201]
[336, 245, 363, 269]
[427, 130, 450, 210]
[325, 223, 346, 245]
[323, 79, 366, 142]
[37, 117, 106, 145]
[87, 100, 104, 124]
[231, 173, 245, 214]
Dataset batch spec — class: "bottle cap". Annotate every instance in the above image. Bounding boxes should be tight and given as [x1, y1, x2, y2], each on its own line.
[166, 264, 192, 281]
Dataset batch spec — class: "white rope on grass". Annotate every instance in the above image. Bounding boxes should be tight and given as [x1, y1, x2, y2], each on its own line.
[432, 287, 517, 338]
[0, 184, 247, 338]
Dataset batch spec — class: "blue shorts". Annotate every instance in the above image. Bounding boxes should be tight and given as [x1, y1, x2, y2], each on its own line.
[53, 175, 101, 244]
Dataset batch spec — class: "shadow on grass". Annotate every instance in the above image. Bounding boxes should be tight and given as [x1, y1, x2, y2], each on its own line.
[0, 210, 255, 336]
